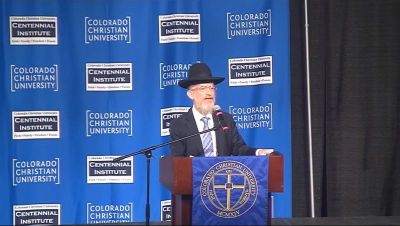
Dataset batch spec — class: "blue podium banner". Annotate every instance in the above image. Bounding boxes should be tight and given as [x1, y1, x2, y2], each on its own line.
[192, 156, 269, 225]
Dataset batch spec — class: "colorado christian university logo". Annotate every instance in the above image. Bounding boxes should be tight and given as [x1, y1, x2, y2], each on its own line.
[229, 103, 273, 130]
[86, 110, 133, 136]
[10, 64, 59, 92]
[159, 63, 191, 89]
[87, 202, 133, 224]
[85, 16, 131, 43]
[226, 11, 271, 39]
[200, 160, 258, 218]
[13, 158, 60, 186]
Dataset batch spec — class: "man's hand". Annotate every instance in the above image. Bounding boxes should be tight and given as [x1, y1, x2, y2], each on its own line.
[256, 149, 274, 156]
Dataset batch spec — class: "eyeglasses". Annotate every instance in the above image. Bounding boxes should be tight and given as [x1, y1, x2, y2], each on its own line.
[189, 85, 217, 92]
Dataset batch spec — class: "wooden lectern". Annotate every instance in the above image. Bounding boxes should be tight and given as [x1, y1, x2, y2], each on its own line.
[159, 154, 284, 225]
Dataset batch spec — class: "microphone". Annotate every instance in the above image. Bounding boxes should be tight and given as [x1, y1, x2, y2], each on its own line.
[213, 105, 229, 132]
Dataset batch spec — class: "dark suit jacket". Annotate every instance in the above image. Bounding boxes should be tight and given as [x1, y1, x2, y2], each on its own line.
[169, 108, 257, 157]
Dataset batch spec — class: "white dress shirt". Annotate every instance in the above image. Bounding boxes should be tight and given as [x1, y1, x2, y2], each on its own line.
[192, 107, 217, 157]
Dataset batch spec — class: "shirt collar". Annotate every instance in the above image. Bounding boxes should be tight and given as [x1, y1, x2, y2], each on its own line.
[192, 106, 213, 122]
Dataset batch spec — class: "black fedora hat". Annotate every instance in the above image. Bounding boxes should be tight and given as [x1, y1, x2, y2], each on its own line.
[178, 63, 225, 89]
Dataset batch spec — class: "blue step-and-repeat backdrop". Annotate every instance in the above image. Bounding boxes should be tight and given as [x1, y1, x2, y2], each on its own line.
[0, 0, 291, 224]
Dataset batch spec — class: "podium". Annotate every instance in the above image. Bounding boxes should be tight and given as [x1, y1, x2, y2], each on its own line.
[159, 154, 284, 225]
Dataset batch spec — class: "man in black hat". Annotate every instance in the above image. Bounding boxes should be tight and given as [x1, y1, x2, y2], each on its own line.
[169, 62, 273, 157]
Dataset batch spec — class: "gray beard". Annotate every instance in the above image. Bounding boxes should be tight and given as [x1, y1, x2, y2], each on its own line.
[196, 104, 214, 115]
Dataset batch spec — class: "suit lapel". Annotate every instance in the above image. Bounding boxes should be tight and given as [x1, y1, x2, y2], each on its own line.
[213, 114, 226, 156]
[184, 108, 205, 156]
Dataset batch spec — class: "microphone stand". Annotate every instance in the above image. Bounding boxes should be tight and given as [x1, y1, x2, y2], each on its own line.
[113, 125, 220, 226]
